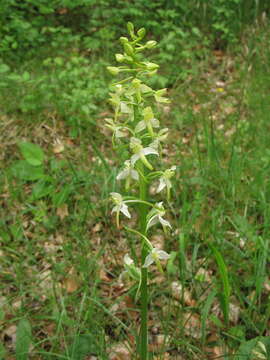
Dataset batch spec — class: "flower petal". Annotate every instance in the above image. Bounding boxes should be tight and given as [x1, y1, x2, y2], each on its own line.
[110, 192, 122, 202]
[146, 215, 159, 230]
[159, 216, 172, 229]
[116, 169, 129, 180]
[156, 249, 170, 260]
[124, 254, 134, 266]
[131, 169, 139, 180]
[131, 153, 140, 166]
[143, 147, 159, 156]
[143, 254, 154, 268]
[120, 204, 131, 218]
[111, 205, 119, 214]
[135, 120, 146, 133]
[151, 118, 160, 128]
[156, 178, 166, 193]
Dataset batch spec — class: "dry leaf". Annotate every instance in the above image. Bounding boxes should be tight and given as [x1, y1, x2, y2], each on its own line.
[63, 267, 80, 293]
[229, 303, 240, 324]
[4, 324, 17, 344]
[171, 281, 195, 306]
[92, 222, 102, 233]
[53, 141, 64, 154]
[109, 342, 131, 360]
[183, 312, 201, 339]
[56, 204, 69, 220]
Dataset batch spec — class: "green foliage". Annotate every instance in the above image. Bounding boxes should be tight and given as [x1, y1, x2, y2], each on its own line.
[15, 319, 32, 360]
[18, 142, 45, 166]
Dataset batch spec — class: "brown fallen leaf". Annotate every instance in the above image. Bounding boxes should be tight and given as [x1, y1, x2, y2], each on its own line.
[63, 267, 80, 293]
[171, 281, 195, 306]
[109, 342, 131, 360]
[53, 140, 64, 154]
[183, 312, 201, 339]
[56, 204, 69, 220]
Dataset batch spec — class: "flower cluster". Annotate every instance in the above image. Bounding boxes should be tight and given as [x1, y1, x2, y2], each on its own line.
[107, 22, 175, 274]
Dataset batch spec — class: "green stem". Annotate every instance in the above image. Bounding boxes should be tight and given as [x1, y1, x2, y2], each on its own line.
[138, 161, 148, 360]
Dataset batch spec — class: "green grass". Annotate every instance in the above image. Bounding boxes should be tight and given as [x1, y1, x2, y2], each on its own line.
[1, 20, 270, 360]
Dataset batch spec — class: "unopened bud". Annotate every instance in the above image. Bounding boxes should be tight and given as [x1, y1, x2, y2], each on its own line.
[107, 66, 120, 76]
[115, 53, 125, 62]
[132, 79, 141, 88]
[127, 22, 134, 34]
[137, 28, 146, 39]
[146, 40, 157, 49]
[124, 42, 134, 56]
[145, 62, 159, 71]
[155, 88, 167, 97]
[120, 37, 128, 44]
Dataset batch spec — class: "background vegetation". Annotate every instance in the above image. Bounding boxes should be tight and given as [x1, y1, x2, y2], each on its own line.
[1, 0, 270, 359]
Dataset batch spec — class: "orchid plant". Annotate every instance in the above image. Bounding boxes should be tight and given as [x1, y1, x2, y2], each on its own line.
[106, 22, 175, 360]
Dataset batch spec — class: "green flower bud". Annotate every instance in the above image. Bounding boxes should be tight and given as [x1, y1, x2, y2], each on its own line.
[146, 40, 157, 49]
[145, 62, 159, 71]
[120, 37, 128, 44]
[125, 56, 133, 63]
[107, 66, 120, 76]
[137, 28, 146, 39]
[155, 89, 167, 97]
[124, 42, 134, 56]
[132, 78, 141, 88]
[127, 22, 134, 34]
[115, 53, 125, 62]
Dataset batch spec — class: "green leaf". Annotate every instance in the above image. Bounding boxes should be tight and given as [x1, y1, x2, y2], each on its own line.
[52, 185, 72, 207]
[16, 319, 32, 360]
[0, 342, 6, 360]
[18, 142, 44, 166]
[235, 336, 270, 360]
[201, 289, 216, 343]
[69, 334, 99, 360]
[209, 244, 230, 326]
[0, 64, 10, 73]
[11, 160, 44, 181]
[30, 180, 54, 200]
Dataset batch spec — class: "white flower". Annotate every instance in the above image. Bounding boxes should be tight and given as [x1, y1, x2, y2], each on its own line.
[130, 137, 158, 170]
[143, 247, 170, 268]
[105, 118, 126, 138]
[157, 166, 176, 196]
[154, 88, 170, 103]
[146, 202, 171, 231]
[117, 160, 139, 181]
[150, 128, 168, 150]
[122, 254, 141, 282]
[135, 106, 159, 134]
[124, 254, 134, 266]
[110, 192, 131, 227]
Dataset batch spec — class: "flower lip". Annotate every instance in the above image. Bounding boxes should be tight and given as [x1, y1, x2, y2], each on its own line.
[143, 247, 170, 268]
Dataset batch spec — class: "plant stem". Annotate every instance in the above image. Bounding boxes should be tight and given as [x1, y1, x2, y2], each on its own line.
[139, 162, 148, 360]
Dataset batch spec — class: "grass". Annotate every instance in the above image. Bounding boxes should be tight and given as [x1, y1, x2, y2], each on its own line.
[1, 19, 270, 360]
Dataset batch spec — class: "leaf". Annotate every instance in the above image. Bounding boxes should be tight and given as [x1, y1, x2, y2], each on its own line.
[0, 342, 6, 360]
[201, 289, 216, 343]
[0, 63, 10, 73]
[209, 244, 230, 326]
[15, 319, 32, 360]
[52, 185, 72, 207]
[235, 337, 270, 360]
[11, 160, 44, 181]
[30, 180, 54, 200]
[69, 334, 99, 360]
[63, 267, 80, 293]
[18, 142, 44, 166]
[56, 204, 69, 220]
